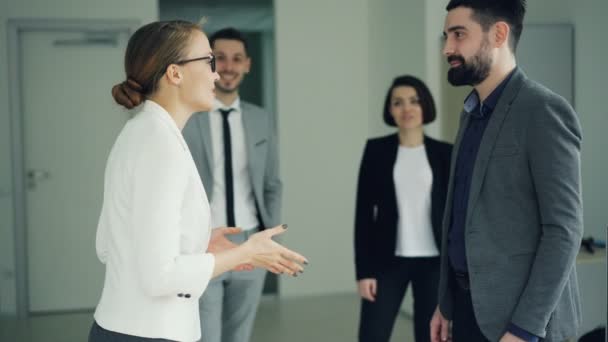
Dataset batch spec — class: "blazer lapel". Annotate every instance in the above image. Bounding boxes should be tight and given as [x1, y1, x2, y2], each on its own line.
[465, 69, 526, 228]
[241, 104, 266, 189]
[442, 111, 470, 234]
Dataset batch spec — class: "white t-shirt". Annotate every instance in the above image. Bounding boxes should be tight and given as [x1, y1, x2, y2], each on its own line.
[393, 144, 439, 257]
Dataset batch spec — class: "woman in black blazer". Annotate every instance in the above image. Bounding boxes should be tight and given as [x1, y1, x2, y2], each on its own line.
[354, 75, 452, 342]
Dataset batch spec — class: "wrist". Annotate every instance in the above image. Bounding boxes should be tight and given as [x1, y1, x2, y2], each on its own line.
[238, 240, 255, 264]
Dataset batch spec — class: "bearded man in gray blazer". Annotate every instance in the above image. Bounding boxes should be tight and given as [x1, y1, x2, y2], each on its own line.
[182, 28, 281, 342]
[430, 1, 583, 342]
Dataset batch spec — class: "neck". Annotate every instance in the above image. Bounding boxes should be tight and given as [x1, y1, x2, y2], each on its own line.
[148, 94, 192, 130]
[474, 57, 516, 101]
[398, 127, 424, 147]
[215, 89, 239, 107]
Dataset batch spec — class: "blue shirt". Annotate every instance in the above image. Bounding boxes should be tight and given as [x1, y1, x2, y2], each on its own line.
[447, 68, 538, 342]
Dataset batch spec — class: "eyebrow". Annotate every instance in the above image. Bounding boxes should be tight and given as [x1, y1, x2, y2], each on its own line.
[215, 52, 246, 57]
[392, 95, 419, 101]
[443, 25, 467, 36]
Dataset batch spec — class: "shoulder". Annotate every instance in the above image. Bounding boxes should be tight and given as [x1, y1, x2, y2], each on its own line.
[241, 101, 270, 117]
[366, 133, 398, 148]
[128, 109, 184, 158]
[516, 78, 579, 134]
[424, 136, 453, 154]
[517, 77, 575, 114]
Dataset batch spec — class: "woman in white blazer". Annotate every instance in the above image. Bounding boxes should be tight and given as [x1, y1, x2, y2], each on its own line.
[89, 20, 307, 342]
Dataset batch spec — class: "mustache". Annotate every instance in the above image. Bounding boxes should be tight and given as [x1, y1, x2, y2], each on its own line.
[447, 55, 465, 64]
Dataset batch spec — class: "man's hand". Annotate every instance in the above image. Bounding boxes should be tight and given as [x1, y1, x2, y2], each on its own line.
[499, 332, 526, 342]
[207, 227, 254, 271]
[430, 306, 451, 342]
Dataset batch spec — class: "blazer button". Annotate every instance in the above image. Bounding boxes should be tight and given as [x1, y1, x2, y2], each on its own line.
[177, 293, 184, 298]
[185, 294, 191, 298]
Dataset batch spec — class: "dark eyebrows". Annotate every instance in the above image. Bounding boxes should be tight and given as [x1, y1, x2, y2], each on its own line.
[443, 25, 467, 36]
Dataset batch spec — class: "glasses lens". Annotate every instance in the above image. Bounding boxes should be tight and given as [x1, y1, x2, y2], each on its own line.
[210, 56, 216, 73]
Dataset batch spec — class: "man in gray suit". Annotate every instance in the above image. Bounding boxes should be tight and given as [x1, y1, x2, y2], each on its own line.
[430, 1, 583, 342]
[182, 28, 282, 342]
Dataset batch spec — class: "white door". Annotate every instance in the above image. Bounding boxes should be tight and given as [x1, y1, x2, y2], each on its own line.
[21, 28, 129, 313]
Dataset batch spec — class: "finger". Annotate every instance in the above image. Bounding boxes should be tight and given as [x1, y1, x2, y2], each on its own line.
[278, 258, 303, 276]
[441, 318, 449, 342]
[430, 319, 439, 342]
[370, 280, 377, 297]
[279, 248, 309, 265]
[252, 255, 288, 275]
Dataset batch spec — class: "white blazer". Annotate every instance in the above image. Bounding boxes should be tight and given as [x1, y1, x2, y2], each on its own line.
[94, 100, 215, 342]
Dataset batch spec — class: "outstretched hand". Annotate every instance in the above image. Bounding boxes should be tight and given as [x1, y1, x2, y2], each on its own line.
[245, 224, 309, 276]
[207, 227, 254, 271]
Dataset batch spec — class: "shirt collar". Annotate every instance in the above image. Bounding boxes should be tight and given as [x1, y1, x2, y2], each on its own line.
[463, 67, 517, 118]
[212, 97, 241, 114]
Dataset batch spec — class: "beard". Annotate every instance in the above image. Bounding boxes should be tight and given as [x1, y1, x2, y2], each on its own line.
[447, 38, 492, 86]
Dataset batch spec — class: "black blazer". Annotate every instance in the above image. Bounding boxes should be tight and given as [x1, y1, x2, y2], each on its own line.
[354, 134, 452, 280]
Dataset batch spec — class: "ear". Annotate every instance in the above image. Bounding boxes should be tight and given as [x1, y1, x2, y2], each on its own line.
[494, 21, 510, 48]
[164, 64, 183, 86]
[244, 56, 252, 74]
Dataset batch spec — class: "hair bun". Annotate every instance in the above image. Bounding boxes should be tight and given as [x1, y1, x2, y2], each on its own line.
[111, 78, 144, 109]
[126, 78, 143, 92]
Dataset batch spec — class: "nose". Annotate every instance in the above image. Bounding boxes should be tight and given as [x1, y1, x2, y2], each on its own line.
[213, 71, 220, 82]
[222, 59, 234, 73]
[442, 38, 454, 57]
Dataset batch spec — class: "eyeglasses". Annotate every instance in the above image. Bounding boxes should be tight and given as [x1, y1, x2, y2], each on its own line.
[174, 54, 216, 72]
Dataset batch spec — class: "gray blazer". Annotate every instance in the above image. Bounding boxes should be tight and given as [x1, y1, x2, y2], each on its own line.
[182, 101, 282, 229]
[437, 68, 583, 342]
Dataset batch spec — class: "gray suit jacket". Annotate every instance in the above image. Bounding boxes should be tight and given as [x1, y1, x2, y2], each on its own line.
[437, 68, 583, 342]
[182, 101, 282, 229]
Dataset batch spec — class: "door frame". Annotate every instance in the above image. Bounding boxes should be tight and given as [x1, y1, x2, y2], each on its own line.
[8, 18, 140, 318]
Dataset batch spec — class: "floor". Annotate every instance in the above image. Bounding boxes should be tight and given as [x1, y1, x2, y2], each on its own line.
[0, 293, 413, 342]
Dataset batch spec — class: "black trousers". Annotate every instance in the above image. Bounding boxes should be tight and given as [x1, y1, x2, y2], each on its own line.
[358, 256, 439, 342]
[450, 270, 490, 342]
[88, 321, 175, 342]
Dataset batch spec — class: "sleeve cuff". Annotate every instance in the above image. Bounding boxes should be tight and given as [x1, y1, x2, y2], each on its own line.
[507, 323, 540, 342]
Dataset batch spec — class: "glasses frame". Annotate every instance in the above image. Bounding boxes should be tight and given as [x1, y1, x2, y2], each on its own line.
[174, 54, 215, 72]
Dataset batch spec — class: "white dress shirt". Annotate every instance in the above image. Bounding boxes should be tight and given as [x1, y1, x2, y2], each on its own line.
[208, 97, 259, 230]
[393, 145, 439, 257]
[94, 100, 215, 342]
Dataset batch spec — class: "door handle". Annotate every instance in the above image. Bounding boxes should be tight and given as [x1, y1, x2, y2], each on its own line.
[27, 170, 51, 190]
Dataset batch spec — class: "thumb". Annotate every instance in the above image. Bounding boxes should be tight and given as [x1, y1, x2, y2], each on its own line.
[222, 227, 242, 235]
[370, 280, 377, 296]
[266, 224, 288, 237]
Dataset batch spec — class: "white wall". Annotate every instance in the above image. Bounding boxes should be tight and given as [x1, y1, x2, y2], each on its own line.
[0, 0, 158, 316]
[274, 0, 371, 296]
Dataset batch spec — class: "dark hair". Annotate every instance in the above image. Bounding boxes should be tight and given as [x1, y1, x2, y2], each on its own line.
[383, 75, 436, 126]
[111, 20, 201, 109]
[446, 0, 526, 53]
[209, 27, 249, 56]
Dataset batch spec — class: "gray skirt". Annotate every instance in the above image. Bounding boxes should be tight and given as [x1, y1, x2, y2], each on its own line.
[88, 321, 176, 342]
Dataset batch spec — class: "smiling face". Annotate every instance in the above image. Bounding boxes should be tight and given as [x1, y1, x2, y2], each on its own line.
[389, 86, 424, 130]
[442, 6, 493, 86]
[212, 38, 251, 95]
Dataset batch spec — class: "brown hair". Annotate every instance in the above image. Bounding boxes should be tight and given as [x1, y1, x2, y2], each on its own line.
[111, 20, 201, 109]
